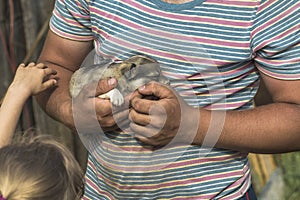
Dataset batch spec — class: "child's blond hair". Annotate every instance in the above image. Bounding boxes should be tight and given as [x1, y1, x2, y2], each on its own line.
[0, 135, 84, 200]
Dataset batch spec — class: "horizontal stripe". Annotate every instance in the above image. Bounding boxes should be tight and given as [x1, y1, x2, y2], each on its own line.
[50, 0, 300, 199]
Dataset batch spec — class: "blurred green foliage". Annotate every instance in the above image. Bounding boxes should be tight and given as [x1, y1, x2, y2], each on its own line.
[276, 152, 300, 200]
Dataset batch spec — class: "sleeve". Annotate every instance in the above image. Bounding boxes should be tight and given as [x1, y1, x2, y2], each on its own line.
[49, 0, 94, 41]
[251, 0, 300, 80]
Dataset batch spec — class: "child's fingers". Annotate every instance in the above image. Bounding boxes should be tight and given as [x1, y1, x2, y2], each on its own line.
[27, 62, 36, 67]
[42, 79, 58, 90]
[43, 67, 57, 76]
[36, 63, 46, 69]
[18, 63, 26, 68]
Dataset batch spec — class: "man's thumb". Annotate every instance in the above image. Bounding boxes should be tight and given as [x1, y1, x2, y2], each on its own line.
[95, 78, 117, 96]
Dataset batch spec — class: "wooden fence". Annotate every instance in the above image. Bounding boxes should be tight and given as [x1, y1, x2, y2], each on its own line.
[0, 0, 87, 169]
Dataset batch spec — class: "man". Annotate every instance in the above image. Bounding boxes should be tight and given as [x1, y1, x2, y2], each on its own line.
[36, 0, 300, 199]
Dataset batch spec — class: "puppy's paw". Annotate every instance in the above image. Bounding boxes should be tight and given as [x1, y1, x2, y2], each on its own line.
[111, 89, 124, 106]
[98, 88, 124, 106]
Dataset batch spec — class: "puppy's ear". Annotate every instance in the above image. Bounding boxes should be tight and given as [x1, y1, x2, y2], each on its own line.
[119, 62, 135, 75]
[133, 57, 145, 65]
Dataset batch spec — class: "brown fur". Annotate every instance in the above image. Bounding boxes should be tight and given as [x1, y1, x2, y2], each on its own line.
[69, 54, 169, 106]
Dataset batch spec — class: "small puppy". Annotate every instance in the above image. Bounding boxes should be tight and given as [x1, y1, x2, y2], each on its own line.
[69, 54, 169, 106]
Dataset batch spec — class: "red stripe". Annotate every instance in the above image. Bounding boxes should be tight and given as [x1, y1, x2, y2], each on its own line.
[125, 1, 254, 27]
[91, 7, 251, 49]
[251, 2, 300, 39]
[208, 0, 259, 7]
[246, 190, 250, 200]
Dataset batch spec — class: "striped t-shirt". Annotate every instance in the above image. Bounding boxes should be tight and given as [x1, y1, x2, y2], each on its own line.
[50, 0, 300, 199]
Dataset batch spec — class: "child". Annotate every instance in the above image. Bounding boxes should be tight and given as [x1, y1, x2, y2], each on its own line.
[0, 63, 84, 200]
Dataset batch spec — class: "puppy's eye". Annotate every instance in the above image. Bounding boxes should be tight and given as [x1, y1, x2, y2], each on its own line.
[130, 63, 136, 70]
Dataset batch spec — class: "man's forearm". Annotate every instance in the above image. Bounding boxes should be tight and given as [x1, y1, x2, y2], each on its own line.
[193, 102, 300, 153]
[36, 88, 74, 129]
[35, 64, 75, 130]
[35, 30, 94, 130]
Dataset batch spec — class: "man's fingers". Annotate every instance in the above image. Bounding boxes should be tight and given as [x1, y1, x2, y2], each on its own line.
[96, 78, 117, 96]
[131, 97, 154, 114]
[81, 78, 117, 97]
[131, 96, 169, 116]
[94, 98, 130, 124]
[129, 107, 167, 129]
[94, 98, 113, 116]
[128, 90, 143, 102]
[130, 122, 158, 138]
[129, 109, 151, 126]
[137, 82, 172, 99]
[94, 107, 130, 131]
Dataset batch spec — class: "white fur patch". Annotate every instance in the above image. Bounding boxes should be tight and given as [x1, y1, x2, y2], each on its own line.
[98, 88, 124, 106]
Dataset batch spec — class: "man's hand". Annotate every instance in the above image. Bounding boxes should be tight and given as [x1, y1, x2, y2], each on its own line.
[129, 82, 199, 147]
[72, 78, 130, 134]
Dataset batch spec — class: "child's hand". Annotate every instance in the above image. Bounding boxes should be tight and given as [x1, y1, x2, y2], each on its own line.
[11, 62, 58, 96]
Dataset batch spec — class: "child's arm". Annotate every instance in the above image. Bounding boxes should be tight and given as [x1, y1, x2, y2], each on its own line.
[0, 63, 57, 147]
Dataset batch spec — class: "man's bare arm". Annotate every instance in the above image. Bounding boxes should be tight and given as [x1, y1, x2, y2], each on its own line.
[197, 72, 300, 153]
[36, 30, 93, 129]
[36, 30, 127, 132]
[130, 72, 300, 153]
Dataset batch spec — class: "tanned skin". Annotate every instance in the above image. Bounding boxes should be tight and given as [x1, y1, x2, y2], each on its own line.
[36, 30, 300, 154]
